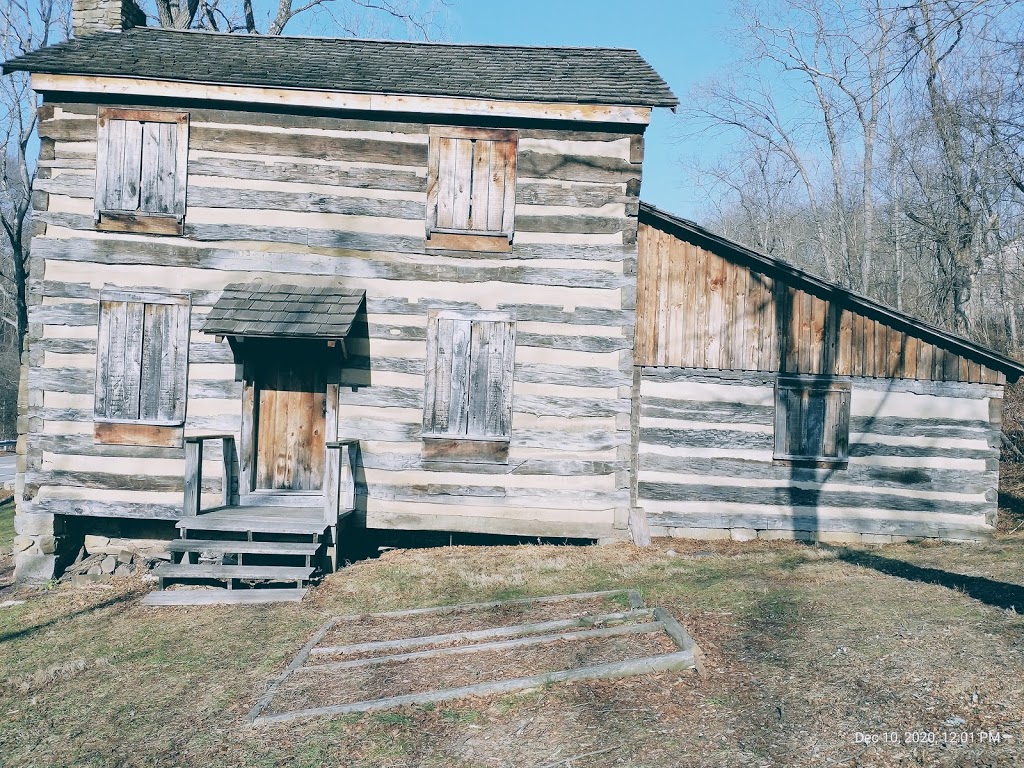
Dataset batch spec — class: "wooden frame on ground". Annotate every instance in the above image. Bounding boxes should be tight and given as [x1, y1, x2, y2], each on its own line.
[246, 589, 699, 726]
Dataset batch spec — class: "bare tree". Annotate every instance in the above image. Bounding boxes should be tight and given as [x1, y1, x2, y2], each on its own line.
[0, 0, 70, 346]
[689, 140, 809, 263]
[687, 0, 1024, 356]
[684, 0, 897, 292]
[145, 0, 449, 37]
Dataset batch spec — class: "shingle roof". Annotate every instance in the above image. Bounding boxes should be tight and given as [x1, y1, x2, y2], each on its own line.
[2, 28, 678, 108]
[202, 283, 365, 339]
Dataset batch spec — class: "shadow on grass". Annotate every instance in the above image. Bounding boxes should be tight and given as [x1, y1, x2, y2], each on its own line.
[739, 589, 809, 664]
[0, 588, 144, 644]
[998, 489, 1024, 533]
[837, 549, 1024, 612]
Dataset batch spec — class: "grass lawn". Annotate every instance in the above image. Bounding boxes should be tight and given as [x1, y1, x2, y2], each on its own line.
[1, 498, 1023, 766]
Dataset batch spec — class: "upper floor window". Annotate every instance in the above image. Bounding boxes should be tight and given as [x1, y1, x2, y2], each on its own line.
[426, 127, 517, 253]
[774, 376, 851, 467]
[95, 108, 189, 236]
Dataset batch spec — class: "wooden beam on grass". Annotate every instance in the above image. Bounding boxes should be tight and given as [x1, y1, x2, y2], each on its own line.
[299, 620, 667, 674]
[251, 650, 696, 726]
[310, 610, 654, 657]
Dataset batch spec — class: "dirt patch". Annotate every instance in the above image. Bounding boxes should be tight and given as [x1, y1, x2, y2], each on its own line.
[314, 615, 655, 663]
[269, 628, 679, 715]
[318, 594, 636, 649]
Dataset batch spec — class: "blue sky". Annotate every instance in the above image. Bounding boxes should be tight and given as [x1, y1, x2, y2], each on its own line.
[451, 1, 735, 218]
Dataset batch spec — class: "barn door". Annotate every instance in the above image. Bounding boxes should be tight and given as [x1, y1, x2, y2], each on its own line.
[255, 354, 327, 491]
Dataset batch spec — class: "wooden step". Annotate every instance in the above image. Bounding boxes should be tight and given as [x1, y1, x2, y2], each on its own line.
[142, 588, 308, 607]
[155, 564, 315, 582]
[166, 539, 321, 557]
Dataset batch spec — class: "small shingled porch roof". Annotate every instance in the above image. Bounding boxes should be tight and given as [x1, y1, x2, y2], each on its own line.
[201, 283, 365, 340]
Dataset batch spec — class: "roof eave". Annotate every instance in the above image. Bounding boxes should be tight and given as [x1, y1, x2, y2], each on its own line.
[24, 71, 660, 124]
[16, 66, 677, 108]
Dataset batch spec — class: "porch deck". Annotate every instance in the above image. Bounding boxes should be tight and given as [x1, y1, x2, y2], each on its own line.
[176, 505, 329, 536]
[148, 435, 357, 602]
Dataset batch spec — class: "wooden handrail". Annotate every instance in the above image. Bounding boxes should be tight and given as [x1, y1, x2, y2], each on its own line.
[324, 441, 357, 523]
[323, 440, 358, 573]
[182, 434, 240, 517]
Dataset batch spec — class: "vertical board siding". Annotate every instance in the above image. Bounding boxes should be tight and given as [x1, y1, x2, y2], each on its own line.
[636, 369, 1000, 541]
[23, 102, 640, 535]
[255, 356, 326, 491]
[636, 222, 1006, 384]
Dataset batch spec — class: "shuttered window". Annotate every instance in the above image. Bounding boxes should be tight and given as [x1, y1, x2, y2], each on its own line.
[422, 311, 516, 462]
[426, 127, 517, 250]
[774, 376, 851, 466]
[95, 290, 191, 426]
[95, 108, 189, 235]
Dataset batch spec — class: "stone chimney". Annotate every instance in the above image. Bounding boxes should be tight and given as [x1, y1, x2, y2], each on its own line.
[72, 0, 146, 37]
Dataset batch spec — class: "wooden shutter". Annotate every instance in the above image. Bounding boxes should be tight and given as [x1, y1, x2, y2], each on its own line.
[466, 319, 516, 438]
[427, 127, 518, 241]
[822, 387, 851, 459]
[95, 290, 191, 425]
[423, 310, 516, 439]
[138, 300, 191, 422]
[95, 108, 189, 232]
[96, 118, 144, 213]
[139, 121, 180, 216]
[774, 377, 851, 463]
[95, 298, 145, 420]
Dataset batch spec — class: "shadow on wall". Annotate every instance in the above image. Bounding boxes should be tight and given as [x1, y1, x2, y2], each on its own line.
[837, 548, 1024, 612]
[337, 441, 596, 563]
[747, 269, 922, 539]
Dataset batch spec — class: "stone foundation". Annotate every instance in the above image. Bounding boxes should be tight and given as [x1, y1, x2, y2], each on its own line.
[66, 538, 170, 586]
[647, 525, 980, 545]
[12, 506, 176, 584]
[83, 534, 170, 560]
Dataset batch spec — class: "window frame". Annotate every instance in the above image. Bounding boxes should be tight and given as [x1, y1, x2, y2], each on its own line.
[94, 288, 192, 431]
[425, 126, 518, 252]
[773, 375, 852, 468]
[94, 107, 190, 236]
[421, 309, 516, 464]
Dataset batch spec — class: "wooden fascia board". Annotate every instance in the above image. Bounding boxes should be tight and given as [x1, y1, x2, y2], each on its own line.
[639, 202, 1024, 382]
[30, 72, 653, 125]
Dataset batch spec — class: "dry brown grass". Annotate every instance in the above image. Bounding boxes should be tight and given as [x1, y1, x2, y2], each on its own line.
[2, 658, 113, 695]
[0, 529, 1021, 767]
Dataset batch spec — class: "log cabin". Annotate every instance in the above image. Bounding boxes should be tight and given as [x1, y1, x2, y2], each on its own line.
[3, 1, 1022, 590]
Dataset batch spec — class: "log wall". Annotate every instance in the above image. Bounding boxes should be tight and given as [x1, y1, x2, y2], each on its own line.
[20, 99, 644, 539]
[636, 368, 1002, 542]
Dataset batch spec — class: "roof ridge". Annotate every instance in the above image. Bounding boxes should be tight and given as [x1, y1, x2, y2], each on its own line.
[122, 26, 641, 52]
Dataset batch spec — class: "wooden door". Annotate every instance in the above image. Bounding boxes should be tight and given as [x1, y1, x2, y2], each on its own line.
[255, 355, 326, 491]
